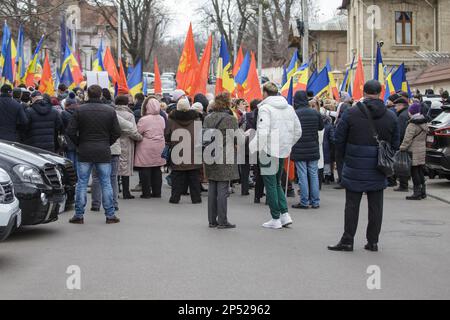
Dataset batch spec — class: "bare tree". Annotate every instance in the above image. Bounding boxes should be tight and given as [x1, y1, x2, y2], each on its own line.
[0, 0, 68, 55]
[199, 0, 319, 67]
[90, 0, 170, 69]
[199, 0, 256, 62]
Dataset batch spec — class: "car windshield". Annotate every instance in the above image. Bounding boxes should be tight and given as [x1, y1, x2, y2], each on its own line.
[431, 111, 450, 125]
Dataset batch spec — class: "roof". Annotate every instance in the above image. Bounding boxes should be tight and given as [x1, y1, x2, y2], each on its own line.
[407, 63, 450, 86]
[309, 15, 347, 31]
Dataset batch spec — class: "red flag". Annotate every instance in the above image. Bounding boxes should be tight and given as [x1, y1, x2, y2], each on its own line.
[176, 23, 199, 93]
[154, 57, 162, 95]
[38, 52, 54, 96]
[117, 60, 129, 94]
[233, 46, 244, 76]
[352, 55, 365, 101]
[284, 158, 295, 181]
[103, 46, 119, 84]
[243, 52, 262, 103]
[191, 35, 212, 96]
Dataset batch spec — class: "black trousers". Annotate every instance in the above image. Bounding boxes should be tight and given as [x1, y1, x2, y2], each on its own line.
[170, 169, 201, 203]
[139, 167, 162, 197]
[121, 176, 131, 196]
[411, 165, 425, 187]
[239, 164, 250, 195]
[341, 189, 384, 245]
[254, 164, 265, 200]
[398, 175, 409, 189]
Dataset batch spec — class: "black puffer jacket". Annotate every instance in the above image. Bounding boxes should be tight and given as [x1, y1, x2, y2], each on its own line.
[61, 108, 77, 152]
[66, 99, 121, 163]
[291, 91, 324, 161]
[0, 94, 29, 142]
[335, 98, 400, 192]
[397, 106, 409, 142]
[24, 99, 63, 152]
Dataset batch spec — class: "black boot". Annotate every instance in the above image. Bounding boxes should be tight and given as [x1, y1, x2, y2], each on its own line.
[328, 242, 354, 252]
[122, 177, 135, 200]
[421, 184, 427, 199]
[406, 186, 422, 200]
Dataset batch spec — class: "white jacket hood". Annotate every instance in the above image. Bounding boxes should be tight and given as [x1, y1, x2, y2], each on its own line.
[260, 96, 290, 110]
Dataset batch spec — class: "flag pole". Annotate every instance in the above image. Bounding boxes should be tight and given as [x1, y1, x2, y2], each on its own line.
[285, 157, 291, 198]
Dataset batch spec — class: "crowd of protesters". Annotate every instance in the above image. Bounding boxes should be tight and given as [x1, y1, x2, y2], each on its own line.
[0, 79, 449, 251]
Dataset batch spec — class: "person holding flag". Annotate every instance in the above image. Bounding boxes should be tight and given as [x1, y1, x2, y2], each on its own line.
[290, 90, 324, 210]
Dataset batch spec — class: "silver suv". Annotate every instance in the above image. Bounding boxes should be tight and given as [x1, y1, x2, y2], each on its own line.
[0, 168, 21, 241]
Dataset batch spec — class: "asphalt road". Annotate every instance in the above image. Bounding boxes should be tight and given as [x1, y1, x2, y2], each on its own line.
[1, 179, 449, 300]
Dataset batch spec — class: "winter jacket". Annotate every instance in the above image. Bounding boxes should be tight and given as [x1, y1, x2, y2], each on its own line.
[61, 107, 78, 152]
[165, 109, 202, 171]
[291, 92, 324, 161]
[133, 101, 143, 123]
[66, 99, 121, 163]
[249, 95, 302, 160]
[400, 114, 428, 166]
[134, 100, 166, 168]
[335, 98, 400, 193]
[0, 94, 29, 142]
[116, 105, 142, 176]
[397, 106, 410, 143]
[203, 111, 241, 181]
[23, 99, 63, 152]
[323, 116, 335, 164]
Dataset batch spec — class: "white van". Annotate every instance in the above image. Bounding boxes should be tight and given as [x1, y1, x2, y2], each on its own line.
[0, 168, 21, 241]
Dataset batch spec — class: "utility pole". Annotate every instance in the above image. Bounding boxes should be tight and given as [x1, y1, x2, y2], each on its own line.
[257, 2, 263, 76]
[301, 0, 309, 63]
[117, 1, 122, 65]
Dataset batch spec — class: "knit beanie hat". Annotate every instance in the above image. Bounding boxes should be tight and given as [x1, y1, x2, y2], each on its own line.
[408, 102, 421, 115]
[177, 98, 191, 112]
[172, 89, 186, 102]
[191, 102, 203, 113]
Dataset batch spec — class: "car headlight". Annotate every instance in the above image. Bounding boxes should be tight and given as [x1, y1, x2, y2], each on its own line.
[13, 164, 44, 185]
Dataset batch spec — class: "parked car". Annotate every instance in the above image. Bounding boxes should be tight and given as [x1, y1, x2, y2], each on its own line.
[161, 72, 175, 81]
[426, 106, 450, 180]
[0, 168, 21, 241]
[1, 141, 77, 211]
[0, 143, 65, 226]
[423, 95, 443, 119]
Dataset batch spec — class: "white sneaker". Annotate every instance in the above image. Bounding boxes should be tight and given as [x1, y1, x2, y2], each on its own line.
[280, 213, 293, 227]
[262, 219, 283, 229]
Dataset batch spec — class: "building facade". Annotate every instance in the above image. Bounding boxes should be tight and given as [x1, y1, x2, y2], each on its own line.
[341, 0, 450, 77]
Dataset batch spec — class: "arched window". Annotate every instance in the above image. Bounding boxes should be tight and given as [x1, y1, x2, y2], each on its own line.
[395, 11, 412, 45]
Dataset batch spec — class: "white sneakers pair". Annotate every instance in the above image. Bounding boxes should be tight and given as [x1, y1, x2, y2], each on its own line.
[262, 213, 293, 229]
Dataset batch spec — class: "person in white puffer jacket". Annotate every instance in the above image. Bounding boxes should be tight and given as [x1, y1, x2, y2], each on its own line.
[249, 82, 302, 230]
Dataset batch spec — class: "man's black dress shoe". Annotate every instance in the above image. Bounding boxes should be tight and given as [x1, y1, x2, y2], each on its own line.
[327, 242, 354, 252]
[364, 243, 378, 252]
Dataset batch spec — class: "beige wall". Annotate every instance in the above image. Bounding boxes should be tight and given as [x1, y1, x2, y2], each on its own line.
[310, 31, 347, 72]
[438, 0, 450, 52]
[346, 0, 447, 76]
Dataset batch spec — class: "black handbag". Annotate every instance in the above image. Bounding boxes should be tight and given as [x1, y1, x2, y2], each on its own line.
[358, 102, 396, 177]
[394, 150, 412, 177]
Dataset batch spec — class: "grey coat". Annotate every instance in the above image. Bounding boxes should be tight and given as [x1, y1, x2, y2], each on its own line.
[116, 105, 142, 176]
[400, 115, 428, 166]
[203, 111, 240, 182]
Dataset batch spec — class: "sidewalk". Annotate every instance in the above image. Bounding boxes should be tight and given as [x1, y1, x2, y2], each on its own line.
[426, 179, 450, 204]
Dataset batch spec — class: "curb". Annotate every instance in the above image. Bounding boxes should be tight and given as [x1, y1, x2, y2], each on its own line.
[427, 193, 450, 205]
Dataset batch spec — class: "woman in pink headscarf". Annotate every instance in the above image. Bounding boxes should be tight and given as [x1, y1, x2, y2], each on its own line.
[134, 97, 166, 198]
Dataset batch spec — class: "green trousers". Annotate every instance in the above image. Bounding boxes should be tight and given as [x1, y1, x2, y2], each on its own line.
[261, 157, 288, 219]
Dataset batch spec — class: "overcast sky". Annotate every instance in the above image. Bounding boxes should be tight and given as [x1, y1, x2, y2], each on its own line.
[166, 0, 343, 38]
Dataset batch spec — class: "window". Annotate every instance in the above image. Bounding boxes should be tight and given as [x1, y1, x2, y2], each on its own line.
[395, 11, 412, 45]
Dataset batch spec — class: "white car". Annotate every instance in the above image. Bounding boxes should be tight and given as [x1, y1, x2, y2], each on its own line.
[0, 168, 21, 241]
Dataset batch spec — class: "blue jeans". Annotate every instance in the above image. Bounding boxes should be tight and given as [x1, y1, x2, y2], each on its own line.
[91, 155, 119, 209]
[295, 160, 320, 207]
[75, 162, 115, 218]
[66, 151, 78, 175]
